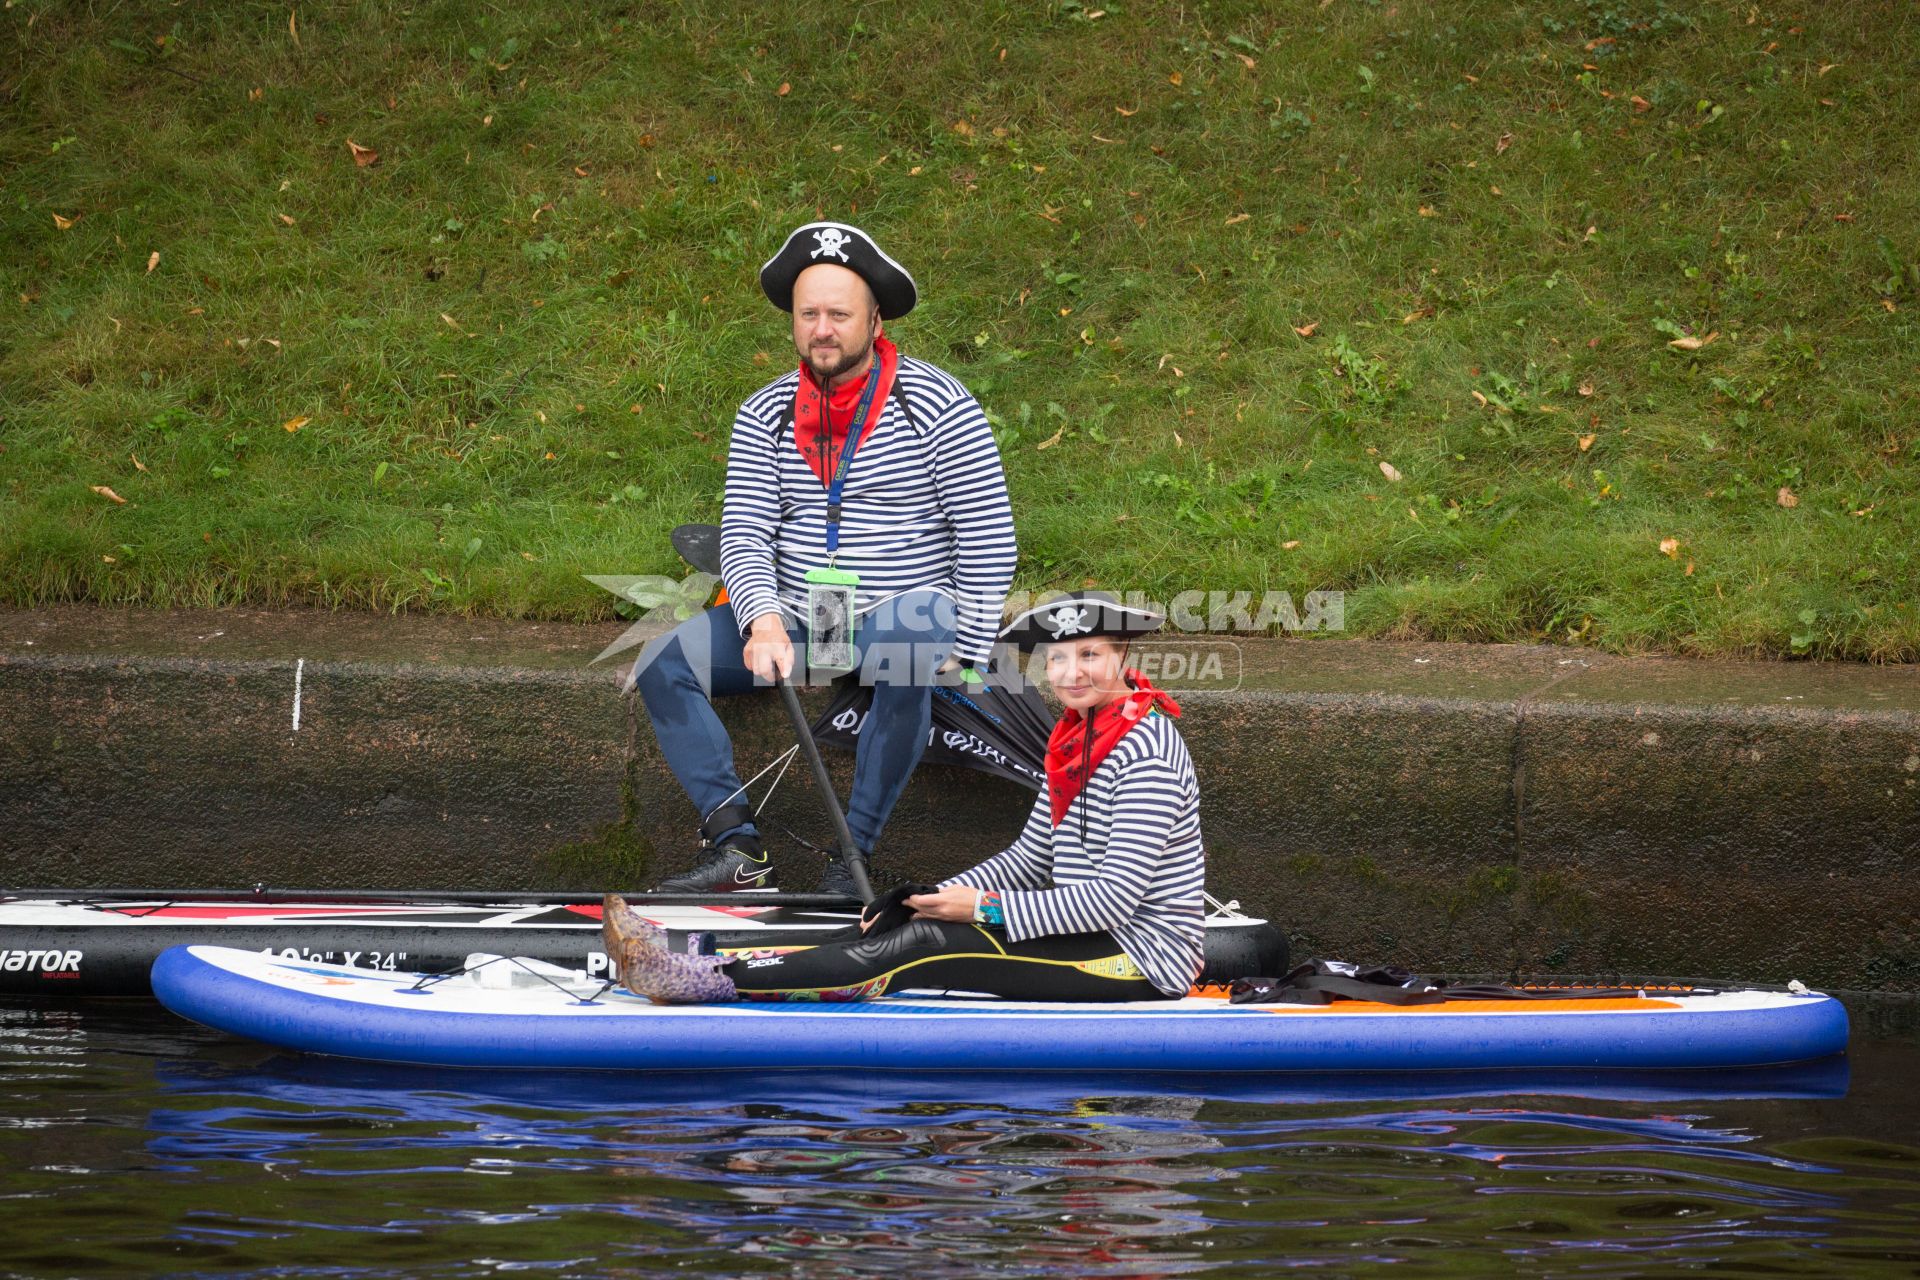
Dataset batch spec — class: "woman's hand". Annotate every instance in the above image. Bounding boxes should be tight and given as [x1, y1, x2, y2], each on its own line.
[906, 885, 979, 923]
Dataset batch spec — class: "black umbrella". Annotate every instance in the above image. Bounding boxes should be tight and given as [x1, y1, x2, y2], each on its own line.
[810, 663, 1055, 792]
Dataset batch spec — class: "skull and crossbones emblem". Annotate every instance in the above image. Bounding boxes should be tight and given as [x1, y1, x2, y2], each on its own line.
[1045, 606, 1092, 638]
[809, 227, 852, 262]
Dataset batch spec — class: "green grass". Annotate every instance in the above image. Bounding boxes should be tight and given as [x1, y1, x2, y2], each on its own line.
[2, 0, 1917, 658]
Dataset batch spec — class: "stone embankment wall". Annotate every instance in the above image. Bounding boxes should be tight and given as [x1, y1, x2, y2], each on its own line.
[2, 607, 1915, 990]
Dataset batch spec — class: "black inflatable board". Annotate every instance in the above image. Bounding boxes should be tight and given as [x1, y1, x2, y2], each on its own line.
[0, 894, 1287, 999]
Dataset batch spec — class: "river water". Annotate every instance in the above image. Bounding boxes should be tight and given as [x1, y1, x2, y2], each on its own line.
[3, 1000, 1918, 1278]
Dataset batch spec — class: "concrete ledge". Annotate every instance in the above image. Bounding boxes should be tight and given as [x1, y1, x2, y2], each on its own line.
[1, 606, 1915, 990]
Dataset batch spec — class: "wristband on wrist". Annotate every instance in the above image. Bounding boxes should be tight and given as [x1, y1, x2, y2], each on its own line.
[971, 888, 1005, 926]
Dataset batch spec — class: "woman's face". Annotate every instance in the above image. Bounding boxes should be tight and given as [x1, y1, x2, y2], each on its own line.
[1044, 637, 1129, 713]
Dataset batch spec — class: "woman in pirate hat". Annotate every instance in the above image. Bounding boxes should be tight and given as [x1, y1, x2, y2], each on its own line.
[606, 592, 1207, 1004]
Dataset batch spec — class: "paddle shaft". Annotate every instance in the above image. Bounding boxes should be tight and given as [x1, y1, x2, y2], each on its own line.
[775, 674, 873, 903]
[670, 523, 872, 902]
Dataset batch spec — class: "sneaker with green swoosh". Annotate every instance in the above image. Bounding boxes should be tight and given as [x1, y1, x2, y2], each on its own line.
[653, 840, 777, 893]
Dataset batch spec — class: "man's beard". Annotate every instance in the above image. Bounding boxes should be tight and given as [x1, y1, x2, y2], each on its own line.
[805, 334, 873, 384]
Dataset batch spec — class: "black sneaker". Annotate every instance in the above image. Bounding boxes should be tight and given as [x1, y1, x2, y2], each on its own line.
[653, 841, 777, 893]
[814, 849, 867, 900]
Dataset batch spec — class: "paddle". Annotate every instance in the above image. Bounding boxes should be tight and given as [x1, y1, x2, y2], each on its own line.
[668, 523, 872, 904]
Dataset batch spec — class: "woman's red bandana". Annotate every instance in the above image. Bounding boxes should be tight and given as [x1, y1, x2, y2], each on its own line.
[1045, 670, 1182, 827]
[793, 335, 900, 485]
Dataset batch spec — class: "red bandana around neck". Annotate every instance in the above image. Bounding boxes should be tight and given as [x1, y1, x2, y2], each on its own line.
[792, 334, 900, 486]
[1045, 670, 1183, 828]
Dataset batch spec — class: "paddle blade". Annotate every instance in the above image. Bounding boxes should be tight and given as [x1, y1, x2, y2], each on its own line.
[669, 523, 723, 577]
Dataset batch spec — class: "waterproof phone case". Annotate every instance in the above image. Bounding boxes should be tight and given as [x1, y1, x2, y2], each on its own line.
[804, 566, 858, 673]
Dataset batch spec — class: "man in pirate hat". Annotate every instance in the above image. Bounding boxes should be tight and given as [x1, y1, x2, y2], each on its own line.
[632, 222, 1017, 896]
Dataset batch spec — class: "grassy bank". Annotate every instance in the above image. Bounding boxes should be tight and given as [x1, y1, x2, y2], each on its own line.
[2, 0, 1916, 658]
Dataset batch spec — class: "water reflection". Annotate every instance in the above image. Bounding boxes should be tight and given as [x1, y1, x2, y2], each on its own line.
[2, 1004, 1917, 1279]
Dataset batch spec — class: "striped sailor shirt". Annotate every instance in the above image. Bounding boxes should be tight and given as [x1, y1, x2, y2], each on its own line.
[718, 357, 1017, 664]
[939, 712, 1206, 997]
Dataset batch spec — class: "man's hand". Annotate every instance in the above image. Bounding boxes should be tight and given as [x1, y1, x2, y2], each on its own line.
[906, 885, 979, 922]
[744, 613, 794, 682]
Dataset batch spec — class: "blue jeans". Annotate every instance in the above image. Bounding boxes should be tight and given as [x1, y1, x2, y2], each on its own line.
[632, 590, 957, 854]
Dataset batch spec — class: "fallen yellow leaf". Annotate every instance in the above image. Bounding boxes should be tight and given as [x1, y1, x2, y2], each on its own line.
[441, 313, 460, 329]
[1667, 331, 1719, 351]
[91, 485, 127, 504]
[1659, 537, 1681, 558]
[52, 212, 77, 230]
[1418, 204, 1437, 217]
[1168, 71, 1183, 86]
[1470, 390, 1489, 407]
[131, 453, 148, 472]
[146, 251, 160, 273]
[346, 139, 379, 167]
[1776, 486, 1798, 509]
[277, 213, 296, 226]
[1225, 212, 1250, 225]
[1578, 381, 1595, 397]
[1292, 322, 1318, 337]
[1578, 434, 1596, 451]
[102, 555, 117, 563]
[1379, 461, 1403, 483]
[1282, 539, 1302, 550]
[1114, 105, 1136, 116]
[282, 415, 310, 433]
[777, 82, 791, 96]
[1035, 427, 1065, 451]
[288, 7, 299, 45]
[1496, 131, 1514, 154]
[1631, 95, 1652, 112]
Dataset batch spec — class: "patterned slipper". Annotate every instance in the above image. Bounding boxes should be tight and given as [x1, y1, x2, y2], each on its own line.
[602, 894, 738, 1003]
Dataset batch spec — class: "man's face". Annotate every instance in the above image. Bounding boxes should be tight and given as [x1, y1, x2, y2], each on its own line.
[791, 264, 878, 385]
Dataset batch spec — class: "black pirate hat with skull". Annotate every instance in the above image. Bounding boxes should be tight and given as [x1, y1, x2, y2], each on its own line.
[999, 592, 1166, 653]
[759, 222, 918, 320]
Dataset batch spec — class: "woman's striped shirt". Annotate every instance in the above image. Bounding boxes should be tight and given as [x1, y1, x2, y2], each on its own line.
[940, 712, 1206, 997]
[718, 357, 1017, 665]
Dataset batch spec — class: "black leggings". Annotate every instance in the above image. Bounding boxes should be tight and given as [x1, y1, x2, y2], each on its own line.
[724, 919, 1172, 1003]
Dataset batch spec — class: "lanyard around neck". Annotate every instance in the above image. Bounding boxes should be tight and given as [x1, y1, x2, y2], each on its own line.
[822, 366, 884, 559]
